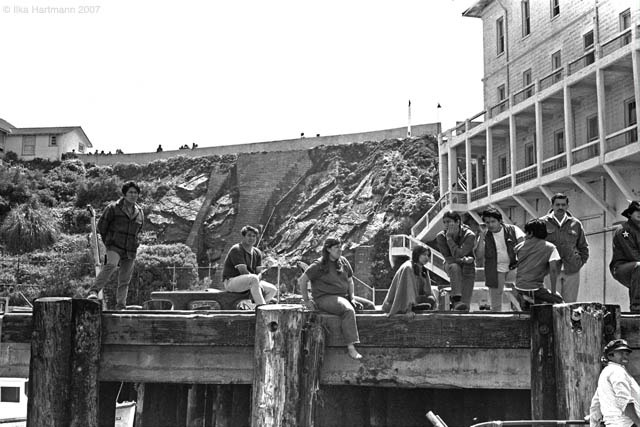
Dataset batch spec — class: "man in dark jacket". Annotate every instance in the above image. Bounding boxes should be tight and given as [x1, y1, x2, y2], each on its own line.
[610, 201, 640, 312]
[436, 211, 476, 310]
[475, 208, 525, 311]
[88, 181, 145, 310]
[541, 193, 589, 302]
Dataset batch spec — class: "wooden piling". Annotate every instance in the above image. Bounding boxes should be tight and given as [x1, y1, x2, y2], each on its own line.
[531, 303, 619, 420]
[298, 313, 325, 427]
[251, 304, 306, 427]
[27, 297, 74, 427]
[187, 384, 207, 427]
[70, 298, 103, 427]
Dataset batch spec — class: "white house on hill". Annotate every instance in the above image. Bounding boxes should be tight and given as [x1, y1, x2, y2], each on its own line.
[0, 118, 92, 161]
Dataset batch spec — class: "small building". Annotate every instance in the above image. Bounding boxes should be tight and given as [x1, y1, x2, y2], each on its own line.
[0, 118, 92, 161]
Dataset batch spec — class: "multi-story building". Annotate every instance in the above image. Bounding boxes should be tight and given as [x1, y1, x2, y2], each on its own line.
[391, 0, 640, 306]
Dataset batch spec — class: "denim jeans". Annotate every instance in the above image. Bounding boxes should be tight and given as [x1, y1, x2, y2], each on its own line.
[92, 249, 136, 310]
[444, 263, 475, 306]
[612, 262, 640, 309]
[314, 294, 359, 345]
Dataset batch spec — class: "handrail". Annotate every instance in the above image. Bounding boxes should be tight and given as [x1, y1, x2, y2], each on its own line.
[469, 420, 588, 427]
[600, 27, 633, 58]
[489, 99, 509, 118]
[571, 139, 599, 153]
[512, 83, 535, 105]
[352, 275, 375, 301]
[543, 152, 566, 162]
[468, 110, 487, 122]
[568, 48, 595, 75]
[539, 67, 563, 91]
[605, 123, 638, 141]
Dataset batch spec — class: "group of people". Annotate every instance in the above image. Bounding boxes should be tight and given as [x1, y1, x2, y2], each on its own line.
[382, 193, 590, 315]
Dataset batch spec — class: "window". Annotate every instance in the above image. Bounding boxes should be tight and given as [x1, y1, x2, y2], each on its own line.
[22, 135, 35, 156]
[620, 9, 631, 44]
[587, 115, 599, 142]
[521, 1, 531, 37]
[583, 30, 595, 66]
[49, 135, 57, 146]
[551, 51, 562, 70]
[496, 17, 505, 55]
[497, 84, 506, 101]
[550, 0, 560, 18]
[1, 386, 20, 403]
[498, 154, 508, 177]
[523, 69, 533, 98]
[525, 142, 536, 166]
[554, 130, 565, 154]
[625, 98, 637, 143]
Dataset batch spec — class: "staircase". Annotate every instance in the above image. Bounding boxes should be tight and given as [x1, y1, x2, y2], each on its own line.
[388, 235, 448, 281]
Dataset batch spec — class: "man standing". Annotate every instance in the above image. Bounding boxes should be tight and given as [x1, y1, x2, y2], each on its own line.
[610, 201, 640, 312]
[514, 219, 562, 309]
[475, 208, 525, 311]
[88, 181, 145, 310]
[541, 193, 589, 302]
[436, 211, 476, 310]
[222, 225, 277, 306]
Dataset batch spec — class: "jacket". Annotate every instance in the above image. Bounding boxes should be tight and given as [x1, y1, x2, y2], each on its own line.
[436, 224, 476, 274]
[480, 224, 519, 289]
[610, 220, 640, 275]
[542, 211, 588, 274]
[514, 238, 556, 291]
[98, 198, 144, 257]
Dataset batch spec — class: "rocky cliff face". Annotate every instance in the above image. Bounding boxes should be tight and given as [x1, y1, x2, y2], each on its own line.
[2, 136, 439, 291]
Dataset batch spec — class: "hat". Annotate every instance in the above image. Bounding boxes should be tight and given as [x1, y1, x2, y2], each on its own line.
[603, 338, 632, 355]
[622, 201, 640, 218]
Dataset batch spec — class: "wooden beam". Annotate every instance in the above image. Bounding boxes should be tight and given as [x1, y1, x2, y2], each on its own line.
[512, 195, 539, 220]
[603, 163, 635, 201]
[569, 176, 617, 218]
[27, 297, 74, 427]
[1, 313, 33, 343]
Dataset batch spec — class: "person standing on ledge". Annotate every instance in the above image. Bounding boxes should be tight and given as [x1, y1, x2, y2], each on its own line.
[610, 201, 640, 313]
[88, 181, 145, 310]
[222, 225, 277, 307]
[541, 193, 589, 302]
[436, 211, 476, 310]
[298, 237, 363, 360]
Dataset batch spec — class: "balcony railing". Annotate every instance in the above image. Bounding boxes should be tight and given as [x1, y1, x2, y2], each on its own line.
[572, 140, 600, 164]
[515, 165, 537, 185]
[512, 83, 535, 106]
[491, 175, 512, 194]
[542, 153, 567, 175]
[601, 27, 633, 58]
[470, 184, 488, 201]
[606, 124, 639, 152]
[489, 100, 509, 118]
[568, 49, 595, 76]
[539, 68, 563, 91]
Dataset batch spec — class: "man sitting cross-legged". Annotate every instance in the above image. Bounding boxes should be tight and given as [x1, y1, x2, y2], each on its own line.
[222, 225, 277, 306]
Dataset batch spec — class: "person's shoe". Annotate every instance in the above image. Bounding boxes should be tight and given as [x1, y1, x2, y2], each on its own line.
[453, 302, 469, 311]
[87, 291, 99, 300]
[630, 304, 640, 313]
[413, 303, 432, 312]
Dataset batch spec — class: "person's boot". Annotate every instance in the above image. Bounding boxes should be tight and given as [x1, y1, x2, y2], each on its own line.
[450, 295, 468, 311]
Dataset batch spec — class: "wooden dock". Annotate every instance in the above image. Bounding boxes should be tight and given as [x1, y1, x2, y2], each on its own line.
[0, 299, 636, 426]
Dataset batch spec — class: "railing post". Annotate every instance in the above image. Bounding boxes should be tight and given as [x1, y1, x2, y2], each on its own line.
[531, 303, 620, 420]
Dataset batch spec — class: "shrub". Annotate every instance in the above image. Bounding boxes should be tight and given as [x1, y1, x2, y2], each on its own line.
[3, 151, 18, 164]
[61, 208, 92, 234]
[131, 244, 199, 305]
[0, 201, 60, 254]
[76, 177, 121, 208]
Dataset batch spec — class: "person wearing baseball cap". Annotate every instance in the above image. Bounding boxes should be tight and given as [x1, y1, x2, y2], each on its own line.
[590, 339, 640, 426]
[610, 201, 640, 312]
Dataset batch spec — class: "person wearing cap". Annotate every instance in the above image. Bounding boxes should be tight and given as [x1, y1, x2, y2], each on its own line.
[382, 245, 437, 316]
[436, 211, 476, 310]
[541, 193, 589, 303]
[589, 339, 640, 427]
[298, 237, 363, 360]
[474, 208, 525, 311]
[610, 201, 640, 313]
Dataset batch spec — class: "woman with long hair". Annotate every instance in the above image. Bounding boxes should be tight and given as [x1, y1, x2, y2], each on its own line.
[298, 237, 363, 360]
[382, 245, 437, 316]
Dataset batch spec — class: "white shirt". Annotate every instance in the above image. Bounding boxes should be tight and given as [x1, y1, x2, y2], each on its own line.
[590, 362, 640, 427]
[553, 213, 568, 227]
[491, 226, 526, 273]
[549, 247, 560, 263]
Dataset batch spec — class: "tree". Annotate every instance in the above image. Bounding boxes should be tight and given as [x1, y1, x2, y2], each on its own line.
[0, 200, 59, 254]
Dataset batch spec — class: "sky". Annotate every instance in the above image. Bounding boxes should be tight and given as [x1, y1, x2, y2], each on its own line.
[0, 0, 484, 154]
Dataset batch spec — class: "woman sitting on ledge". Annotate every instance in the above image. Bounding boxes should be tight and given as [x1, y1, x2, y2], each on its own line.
[382, 245, 437, 317]
[298, 237, 363, 360]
